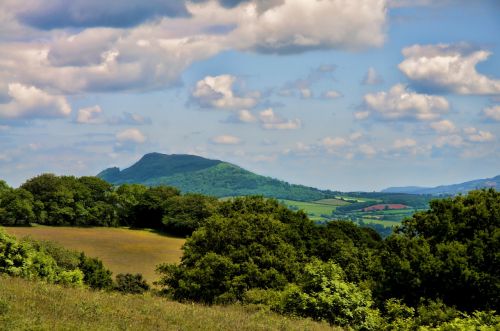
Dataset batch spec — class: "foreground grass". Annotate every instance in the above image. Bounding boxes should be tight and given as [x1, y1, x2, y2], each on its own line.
[0, 276, 338, 331]
[4, 226, 185, 281]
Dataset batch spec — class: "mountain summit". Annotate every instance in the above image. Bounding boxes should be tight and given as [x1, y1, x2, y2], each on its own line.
[97, 153, 336, 200]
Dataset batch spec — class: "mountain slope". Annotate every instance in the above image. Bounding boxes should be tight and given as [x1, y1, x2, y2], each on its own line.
[98, 153, 336, 201]
[383, 175, 500, 195]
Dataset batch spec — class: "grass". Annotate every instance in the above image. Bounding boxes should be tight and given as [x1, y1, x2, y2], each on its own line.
[314, 199, 350, 206]
[0, 276, 338, 331]
[279, 199, 338, 219]
[4, 226, 185, 282]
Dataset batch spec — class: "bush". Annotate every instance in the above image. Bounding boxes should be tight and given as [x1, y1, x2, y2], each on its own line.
[114, 273, 149, 294]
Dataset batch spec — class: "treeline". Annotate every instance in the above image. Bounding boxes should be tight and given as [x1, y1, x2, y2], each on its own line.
[156, 190, 499, 330]
[0, 174, 218, 237]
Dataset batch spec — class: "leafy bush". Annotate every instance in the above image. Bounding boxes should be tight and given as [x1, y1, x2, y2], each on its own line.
[114, 273, 149, 294]
[77, 253, 113, 290]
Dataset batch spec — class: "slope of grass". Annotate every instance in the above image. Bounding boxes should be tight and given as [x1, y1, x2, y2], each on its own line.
[4, 226, 184, 281]
[0, 276, 337, 331]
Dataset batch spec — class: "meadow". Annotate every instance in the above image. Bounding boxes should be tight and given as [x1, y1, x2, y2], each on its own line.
[279, 199, 341, 221]
[4, 226, 185, 281]
[0, 276, 337, 331]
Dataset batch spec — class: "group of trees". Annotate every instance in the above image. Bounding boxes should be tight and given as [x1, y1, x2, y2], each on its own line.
[0, 174, 219, 237]
[156, 191, 499, 329]
[0, 174, 498, 329]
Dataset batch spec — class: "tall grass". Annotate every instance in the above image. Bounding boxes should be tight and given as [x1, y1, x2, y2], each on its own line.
[0, 276, 338, 331]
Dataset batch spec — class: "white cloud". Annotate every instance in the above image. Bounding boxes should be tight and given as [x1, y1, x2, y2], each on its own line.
[322, 137, 348, 149]
[322, 90, 342, 99]
[115, 128, 146, 144]
[230, 0, 387, 53]
[0, 83, 71, 119]
[258, 108, 301, 130]
[430, 120, 456, 134]
[192, 75, 259, 110]
[393, 138, 417, 149]
[483, 105, 500, 121]
[363, 84, 449, 121]
[300, 88, 312, 99]
[359, 144, 377, 157]
[465, 128, 495, 143]
[237, 109, 257, 123]
[399, 44, 500, 95]
[362, 67, 383, 85]
[435, 135, 464, 148]
[76, 105, 103, 124]
[354, 111, 371, 120]
[211, 135, 242, 145]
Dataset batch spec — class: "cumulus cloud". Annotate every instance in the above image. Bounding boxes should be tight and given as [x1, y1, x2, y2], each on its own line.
[115, 128, 146, 144]
[237, 109, 257, 123]
[464, 127, 495, 143]
[17, 0, 190, 29]
[192, 75, 259, 110]
[76, 105, 103, 124]
[0, 83, 71, 120]
[363, 84, 449, 121]
[322, 90, 342, 99]
[362, 67, 383, 85]
[258, 108, 301, 130]
[399, 44, 500, 95]
[230, 0, 387, 54]
[211, 134, 242, 145]
[393, 138, 417, 149]
[434, 135, 464, 148]
[279, 64, 336, 98]
[483, 105, 500, 121]
[430, 119, 456, 134]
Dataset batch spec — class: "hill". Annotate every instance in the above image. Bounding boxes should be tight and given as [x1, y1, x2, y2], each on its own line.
[0, 277, 335, 331]
[382, 175, 500, 195]
[98, 153, 337, 201]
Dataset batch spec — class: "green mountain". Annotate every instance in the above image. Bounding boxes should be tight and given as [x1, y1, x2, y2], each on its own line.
[97, 153, 337, 201]
[382, 175, 500, 195]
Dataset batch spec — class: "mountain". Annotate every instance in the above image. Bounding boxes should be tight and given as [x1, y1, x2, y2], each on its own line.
[382, 175, 500, 195]
[97, 153, 337, 201]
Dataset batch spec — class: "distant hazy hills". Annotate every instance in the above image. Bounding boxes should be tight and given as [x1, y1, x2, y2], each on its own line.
[98, 153, 336, 201]
[383, 175, 500, 195]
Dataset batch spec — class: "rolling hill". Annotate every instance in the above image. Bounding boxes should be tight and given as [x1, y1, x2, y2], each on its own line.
[98, 153, 337, 201]
[382, 175, 500, 195]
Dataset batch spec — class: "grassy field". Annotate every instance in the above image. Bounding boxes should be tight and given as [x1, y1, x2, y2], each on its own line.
[314, 198, 350, 206]
[0, 276, 338, 331]
[4, 226, 185, 282]
[279, 199, 339, 221]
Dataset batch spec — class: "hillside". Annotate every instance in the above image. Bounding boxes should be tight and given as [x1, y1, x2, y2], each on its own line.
[0, 277, 336, 331]
[98, 153, 337, 201]
[383, 175, 500, 195]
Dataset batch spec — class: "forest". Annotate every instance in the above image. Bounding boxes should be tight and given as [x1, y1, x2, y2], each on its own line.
[0, 173, 499, 330]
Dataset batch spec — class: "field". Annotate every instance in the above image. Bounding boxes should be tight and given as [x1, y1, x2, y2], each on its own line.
[0, 276, 337, 331]
[4, 226, 185, 282]
[279, 199, 340, 221]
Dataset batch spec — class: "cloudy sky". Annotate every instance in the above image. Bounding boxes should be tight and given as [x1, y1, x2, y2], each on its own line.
[0, 0, 499, 191]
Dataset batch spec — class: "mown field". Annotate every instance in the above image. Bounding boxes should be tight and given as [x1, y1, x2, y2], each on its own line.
[0, 276, 337, 331]
[4, 226, 185, 281]
[279, 199, 342, 221]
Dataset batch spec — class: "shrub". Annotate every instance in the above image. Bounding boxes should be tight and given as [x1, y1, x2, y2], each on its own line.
[114, 273, 149, 294]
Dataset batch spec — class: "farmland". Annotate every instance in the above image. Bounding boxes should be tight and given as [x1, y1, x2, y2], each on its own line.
[4, 226, 185, 281]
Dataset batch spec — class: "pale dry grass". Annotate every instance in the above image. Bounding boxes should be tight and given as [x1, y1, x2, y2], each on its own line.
[4, 226, 185, 281]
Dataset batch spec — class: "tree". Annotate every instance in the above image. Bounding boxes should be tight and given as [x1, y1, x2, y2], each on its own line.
[78, 253, 113, 290]
[377, 189, 500, 311]
[0, 188, 35, 226]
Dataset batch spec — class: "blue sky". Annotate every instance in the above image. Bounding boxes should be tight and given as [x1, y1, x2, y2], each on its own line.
[0, 0, 499, 191]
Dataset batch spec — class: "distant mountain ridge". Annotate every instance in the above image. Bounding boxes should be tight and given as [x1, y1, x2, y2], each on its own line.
[382, 175, 500, 195]
[97, 153, 337, 201]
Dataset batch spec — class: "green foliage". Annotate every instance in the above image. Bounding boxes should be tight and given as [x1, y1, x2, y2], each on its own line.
[157, 196, 315, 303]
[77, 253, 113, 290]
[0, 188, 35, 226]
[114, 273, 150, 294]
[274, 259, 381, 330]
[19, 174, 119, 226]
[378, 189, 500, 311]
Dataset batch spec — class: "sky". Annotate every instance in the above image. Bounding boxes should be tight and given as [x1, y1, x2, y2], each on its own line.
[0, 0, 499, 191]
